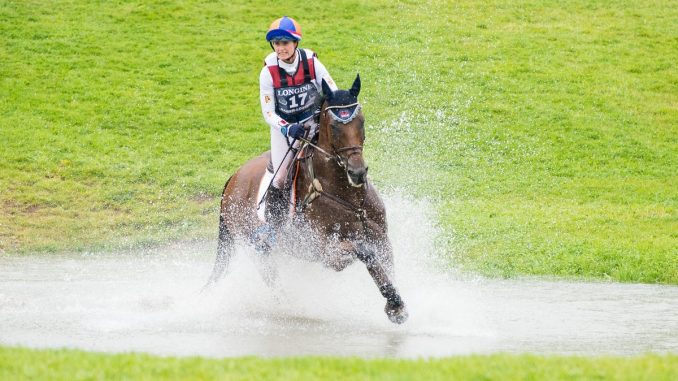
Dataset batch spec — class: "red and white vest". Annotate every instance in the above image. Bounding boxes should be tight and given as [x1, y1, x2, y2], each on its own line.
[265, 49, 320, 123]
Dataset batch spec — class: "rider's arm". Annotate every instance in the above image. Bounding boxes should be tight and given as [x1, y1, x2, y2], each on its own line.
[259, 66, 288, 133]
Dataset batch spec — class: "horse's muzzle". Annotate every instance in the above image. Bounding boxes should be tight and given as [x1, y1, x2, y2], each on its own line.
[347, 166, 368, 187]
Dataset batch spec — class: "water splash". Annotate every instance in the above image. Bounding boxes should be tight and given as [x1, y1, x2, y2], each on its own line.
[1, 191, 677, 358]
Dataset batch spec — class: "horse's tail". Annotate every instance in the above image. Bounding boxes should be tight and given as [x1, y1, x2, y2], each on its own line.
[218, 174, 233, 239]
[203, 176, 235, 290]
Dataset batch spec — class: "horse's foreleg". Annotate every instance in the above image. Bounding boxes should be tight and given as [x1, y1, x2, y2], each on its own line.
[355, 242, 408, 324]
[203, 216, 234, 290]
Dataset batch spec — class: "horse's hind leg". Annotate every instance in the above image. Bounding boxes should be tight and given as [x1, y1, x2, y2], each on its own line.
[204, 215, 234, 289]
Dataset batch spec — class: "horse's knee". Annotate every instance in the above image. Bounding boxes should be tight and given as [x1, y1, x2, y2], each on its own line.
[355, 242, 377, 267]
[378, 248, 394, 276]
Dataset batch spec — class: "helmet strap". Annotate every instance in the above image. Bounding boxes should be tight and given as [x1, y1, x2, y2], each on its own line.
[282, 48, 297, 64]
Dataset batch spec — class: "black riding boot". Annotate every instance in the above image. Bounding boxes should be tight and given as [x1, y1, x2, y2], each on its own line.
[265, 186, 288, 231]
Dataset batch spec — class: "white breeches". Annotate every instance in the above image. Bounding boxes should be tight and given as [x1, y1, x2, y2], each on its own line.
[269, 127, 298, 189]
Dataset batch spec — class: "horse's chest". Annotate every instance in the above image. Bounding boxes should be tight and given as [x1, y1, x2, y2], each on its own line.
[330, 219, 365, 237]
[302, 203, 364, 237]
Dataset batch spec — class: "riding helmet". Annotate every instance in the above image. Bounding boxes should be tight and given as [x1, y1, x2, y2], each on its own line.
[266, 16, 302, 41]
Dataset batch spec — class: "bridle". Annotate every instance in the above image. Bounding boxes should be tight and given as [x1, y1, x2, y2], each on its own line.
[296, 101, 370, 221]
[302, 101, 364, 169]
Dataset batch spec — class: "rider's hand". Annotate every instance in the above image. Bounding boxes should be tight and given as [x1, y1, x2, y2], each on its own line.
[282, 123, 305, 139]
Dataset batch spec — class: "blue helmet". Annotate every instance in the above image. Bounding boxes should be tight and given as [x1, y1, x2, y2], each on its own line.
[266, 16, 302, 42]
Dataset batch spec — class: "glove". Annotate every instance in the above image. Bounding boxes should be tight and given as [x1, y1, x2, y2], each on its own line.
[281, 123, 305, 139]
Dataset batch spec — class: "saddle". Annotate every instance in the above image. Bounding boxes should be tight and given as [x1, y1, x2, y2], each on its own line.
[260, 120, 318, 221]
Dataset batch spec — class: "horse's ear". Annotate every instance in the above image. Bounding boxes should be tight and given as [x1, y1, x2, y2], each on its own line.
[322, 78, 333, 100]
[349, 73, 361, 97]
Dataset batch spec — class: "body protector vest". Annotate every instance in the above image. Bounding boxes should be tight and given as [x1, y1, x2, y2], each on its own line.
[267, 49, 319, 123]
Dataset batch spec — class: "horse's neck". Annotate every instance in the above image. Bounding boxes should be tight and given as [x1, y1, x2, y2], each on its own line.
[310, 145, 343, 184]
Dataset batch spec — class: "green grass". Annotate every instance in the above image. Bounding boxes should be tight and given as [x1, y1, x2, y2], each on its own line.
[1, 346, 677, 381]
[1, 0, 676, 283]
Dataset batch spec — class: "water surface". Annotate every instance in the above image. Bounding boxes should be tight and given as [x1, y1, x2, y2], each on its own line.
[1, 196, 676, 358]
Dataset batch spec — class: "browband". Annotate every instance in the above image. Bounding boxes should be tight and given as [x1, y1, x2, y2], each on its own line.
[325, 102, 361, 124]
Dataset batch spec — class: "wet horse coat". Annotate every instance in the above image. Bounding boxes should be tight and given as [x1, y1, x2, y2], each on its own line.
[207, 75, 408, 324]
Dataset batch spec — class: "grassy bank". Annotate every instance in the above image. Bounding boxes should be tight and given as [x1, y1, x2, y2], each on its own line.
[1, 346, 677, 381]
[1, 0, 676, 282]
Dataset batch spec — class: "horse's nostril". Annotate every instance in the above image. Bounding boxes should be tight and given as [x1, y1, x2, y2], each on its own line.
[348, 167, 367, 184]
[350, 168, 364, 176]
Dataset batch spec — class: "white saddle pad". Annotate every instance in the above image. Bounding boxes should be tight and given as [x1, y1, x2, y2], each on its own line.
[256, 170, 274, 222]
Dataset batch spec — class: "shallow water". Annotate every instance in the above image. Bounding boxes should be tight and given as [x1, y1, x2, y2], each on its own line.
[1, 195, 676, 358]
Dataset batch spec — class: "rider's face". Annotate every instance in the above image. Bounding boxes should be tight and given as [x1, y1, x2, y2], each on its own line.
[273, 40, 297, 63]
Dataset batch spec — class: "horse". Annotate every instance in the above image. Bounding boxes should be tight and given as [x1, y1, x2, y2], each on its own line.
[206, 74, 408, 324]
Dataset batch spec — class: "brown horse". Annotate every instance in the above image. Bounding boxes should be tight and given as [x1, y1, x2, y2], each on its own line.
[206, 74, 408, 324]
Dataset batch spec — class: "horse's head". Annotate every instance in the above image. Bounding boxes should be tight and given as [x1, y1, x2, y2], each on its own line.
[318, 74, 367, 187]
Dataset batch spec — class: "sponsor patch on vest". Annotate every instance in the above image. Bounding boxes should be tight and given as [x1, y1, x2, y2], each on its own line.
[275, 82, 319, 118]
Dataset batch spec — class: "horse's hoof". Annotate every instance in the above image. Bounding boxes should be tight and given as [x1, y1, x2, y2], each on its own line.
[385, 300, 408, 324]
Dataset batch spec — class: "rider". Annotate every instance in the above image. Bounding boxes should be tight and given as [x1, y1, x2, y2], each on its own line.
[259, 16, 338, 234]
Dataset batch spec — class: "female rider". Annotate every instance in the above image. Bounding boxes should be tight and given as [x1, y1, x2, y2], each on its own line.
[259, 16, 338, 237]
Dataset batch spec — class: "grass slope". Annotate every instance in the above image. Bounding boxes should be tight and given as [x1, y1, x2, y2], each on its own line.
[1, 346, 677, 381]
[1, 0, 676, 282]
